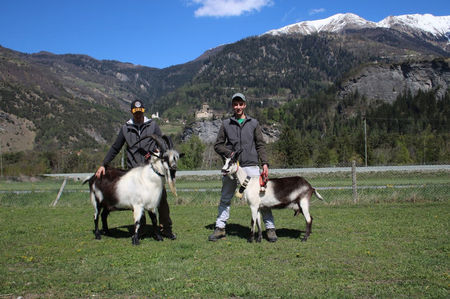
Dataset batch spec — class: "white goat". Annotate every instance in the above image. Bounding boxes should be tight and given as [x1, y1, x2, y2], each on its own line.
[221, 150, 324, 243]
[83, 135, 182, 245]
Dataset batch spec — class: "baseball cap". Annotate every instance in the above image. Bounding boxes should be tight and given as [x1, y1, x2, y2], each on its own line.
[231, 93, 246, 102]
[131, 100, 145, 113]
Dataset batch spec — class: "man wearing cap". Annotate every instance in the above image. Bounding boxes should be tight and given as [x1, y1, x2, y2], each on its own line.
[95, 100, 176, 240]
[208, 92, 277, 242]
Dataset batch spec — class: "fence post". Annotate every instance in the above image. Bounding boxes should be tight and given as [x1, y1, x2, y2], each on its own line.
[51, 178, 67, 207]
[352, 160, 358, 203]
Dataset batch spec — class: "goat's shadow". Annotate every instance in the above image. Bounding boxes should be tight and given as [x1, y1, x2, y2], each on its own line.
[95, 224, 158, 240]
[205, 223, 305, 240]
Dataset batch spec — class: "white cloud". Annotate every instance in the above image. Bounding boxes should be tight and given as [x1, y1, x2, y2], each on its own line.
[309, 8, 325, 16]
[192, 0, 273, 17]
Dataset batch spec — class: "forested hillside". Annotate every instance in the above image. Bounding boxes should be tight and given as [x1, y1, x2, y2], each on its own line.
[266, 89, 450, 167]
[0, 45, 204, 151]
[1, 23, 449, 174]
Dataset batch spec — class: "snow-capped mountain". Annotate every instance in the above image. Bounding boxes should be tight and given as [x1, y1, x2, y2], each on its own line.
[265, 13, 450, 39]
[378, 14, 450, 36]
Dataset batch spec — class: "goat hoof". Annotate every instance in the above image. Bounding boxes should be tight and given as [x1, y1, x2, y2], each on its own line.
[95, 232, 102, 240]
[256, 237, 262, 243]
[247, 238, 253, 243]
[132, 236, 140, 245]
[301, 237, 308, 242]
[154, 234, 163, 241]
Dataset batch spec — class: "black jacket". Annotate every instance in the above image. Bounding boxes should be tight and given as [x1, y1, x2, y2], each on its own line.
[214, 115, 268, 167]
[103, 117, 162, 169]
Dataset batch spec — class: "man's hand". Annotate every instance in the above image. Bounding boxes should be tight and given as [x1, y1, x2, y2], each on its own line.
[262, 164, 269, 178]
[95, 166, 105, 178]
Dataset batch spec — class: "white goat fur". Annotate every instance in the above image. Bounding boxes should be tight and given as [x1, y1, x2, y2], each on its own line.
[86, 150, 180, 245]
[91, 155, 163, 215]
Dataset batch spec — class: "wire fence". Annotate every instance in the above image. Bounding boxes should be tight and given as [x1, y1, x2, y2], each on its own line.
[280, 164, 450, 205]
[1, 164, 448, 206]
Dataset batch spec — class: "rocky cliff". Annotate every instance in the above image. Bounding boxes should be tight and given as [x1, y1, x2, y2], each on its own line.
[181, 120, 280, 144]
[339, 59, 450, 103]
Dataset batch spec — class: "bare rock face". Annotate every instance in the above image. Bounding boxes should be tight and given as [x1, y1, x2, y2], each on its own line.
[339, 59, 450, 103]
[261, 125, 281, 143]
[0, 112, 36, 152]
[181, 120, 223, 144]
[181, 120, 280, 144]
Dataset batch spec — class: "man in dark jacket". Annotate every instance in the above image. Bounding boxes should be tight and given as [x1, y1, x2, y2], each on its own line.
[208, 93, 277, 242]
[95, 100, 176, 240]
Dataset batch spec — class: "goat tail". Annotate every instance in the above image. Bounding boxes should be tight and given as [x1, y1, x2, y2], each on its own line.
[313, 189, 324, 201]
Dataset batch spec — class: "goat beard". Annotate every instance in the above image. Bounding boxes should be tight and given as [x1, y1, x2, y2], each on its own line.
[168, 178, 177, 197]
[164, 162, 178, 197]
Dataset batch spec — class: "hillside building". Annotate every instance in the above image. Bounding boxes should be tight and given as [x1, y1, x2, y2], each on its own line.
[195, 103, 213, 120]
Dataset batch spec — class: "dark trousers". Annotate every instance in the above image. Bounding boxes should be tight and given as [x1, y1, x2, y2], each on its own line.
[157, 188, 172, 228]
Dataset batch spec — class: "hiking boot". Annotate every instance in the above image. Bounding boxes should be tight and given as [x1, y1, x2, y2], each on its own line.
[160, 226, 177, 240]
[266, 228, 278, 242]
[208, 227, 226, 241]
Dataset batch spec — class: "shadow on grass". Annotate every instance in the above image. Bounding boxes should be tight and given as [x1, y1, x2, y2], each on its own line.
[93, 224, 160, 241]
[205, 223, 305, 241]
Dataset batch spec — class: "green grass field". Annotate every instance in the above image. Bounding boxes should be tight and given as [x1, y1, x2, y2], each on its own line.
[0, 174, 449, 298]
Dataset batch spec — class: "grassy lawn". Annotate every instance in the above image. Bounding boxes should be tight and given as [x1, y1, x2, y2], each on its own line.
[0, 182, 449, 298]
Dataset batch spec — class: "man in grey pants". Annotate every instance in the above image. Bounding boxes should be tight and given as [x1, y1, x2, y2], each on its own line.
[208, 92, 277, 242]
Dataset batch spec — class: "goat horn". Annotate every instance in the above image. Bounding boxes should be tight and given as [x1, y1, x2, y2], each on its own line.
[151, 135, 168, 154]
[129, 135, 153, 148]
[162, 135, 174, 149]
[129, 134, 167, 154]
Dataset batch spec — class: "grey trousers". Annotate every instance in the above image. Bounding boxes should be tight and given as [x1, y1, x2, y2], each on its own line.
[215, 166, 275, 229]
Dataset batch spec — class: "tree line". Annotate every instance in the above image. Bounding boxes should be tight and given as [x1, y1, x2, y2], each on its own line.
[1, 89, 449, 176]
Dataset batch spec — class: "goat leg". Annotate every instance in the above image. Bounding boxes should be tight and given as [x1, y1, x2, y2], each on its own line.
[248, 206, 259, 243]
[248, 218, 255, 243]
[148, 211, 163, 241]
[302, 216, 313, 242]
[294, 201, 302, 216]
[91, 192, 102, 240]
[100, 208, 110, 235]
[132, 207, 143, 245]
[94, 210, 101, 240]
[132, 222, 140, 245]
[256, 211, 262, 243]
[300, 198, 312, 242]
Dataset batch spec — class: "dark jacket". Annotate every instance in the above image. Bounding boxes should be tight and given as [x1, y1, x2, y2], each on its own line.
[214, 115, 268, 167]
[103, 117, 162, 169]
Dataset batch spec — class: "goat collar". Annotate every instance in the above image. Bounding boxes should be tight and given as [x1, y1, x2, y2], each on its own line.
[238, 175, 252, 194]
[151, 163, 165, 177]
[144, 151, 162, 161]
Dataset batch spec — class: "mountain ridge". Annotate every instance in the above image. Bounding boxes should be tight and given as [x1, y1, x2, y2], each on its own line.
[264, 13, 450, 40]
[0, 13, 449, 155]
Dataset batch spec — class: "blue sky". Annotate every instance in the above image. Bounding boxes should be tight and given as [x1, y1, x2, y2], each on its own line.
[1, 0, 448, 69]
